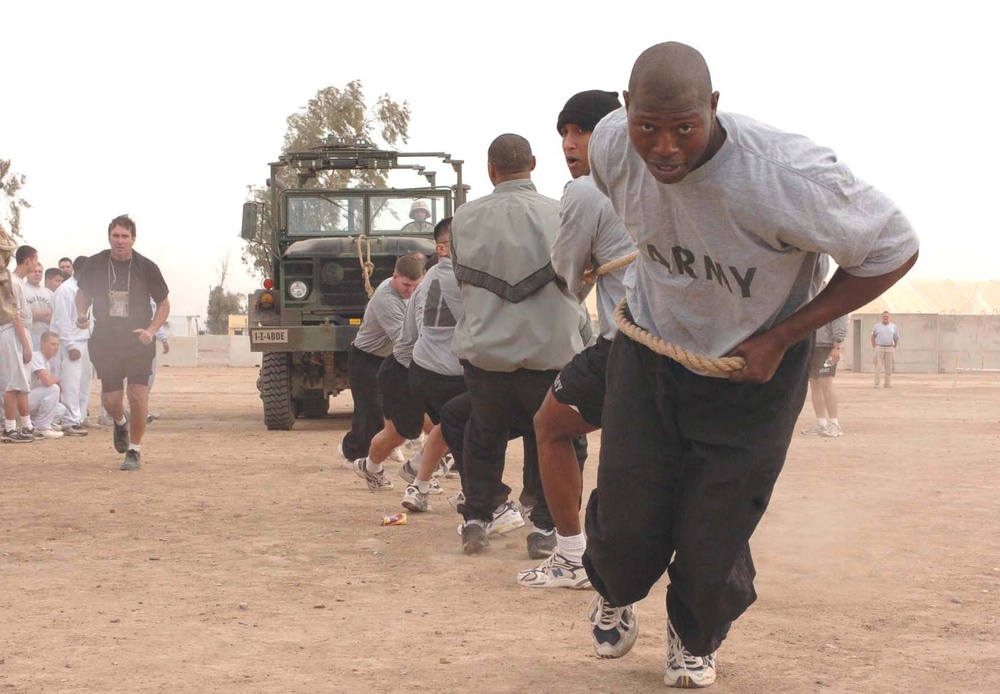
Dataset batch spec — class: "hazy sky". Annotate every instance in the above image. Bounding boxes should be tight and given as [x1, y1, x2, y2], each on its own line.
[3, 0, 996, 319]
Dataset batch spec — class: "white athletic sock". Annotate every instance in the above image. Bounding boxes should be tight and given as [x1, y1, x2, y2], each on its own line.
[817, 418, 828, 427]
[128, 443, 141, 452]
[5, 419, 16, 431]
[556, 532, 586, 564]
[115, 416, 127, 426]
[365, 457, 383, 474]
[21, 415, 32, 429]
[416, 479, 431, 494]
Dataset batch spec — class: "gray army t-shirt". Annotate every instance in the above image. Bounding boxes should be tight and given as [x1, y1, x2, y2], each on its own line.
[589, 108, 919, 357]
[353, 277, 407, 357]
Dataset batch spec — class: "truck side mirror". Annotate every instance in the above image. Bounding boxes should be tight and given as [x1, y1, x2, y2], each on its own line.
[241, 202, 261, 240]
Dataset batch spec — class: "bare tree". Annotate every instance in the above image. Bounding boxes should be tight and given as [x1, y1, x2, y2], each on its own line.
[206, 254, 246, 334]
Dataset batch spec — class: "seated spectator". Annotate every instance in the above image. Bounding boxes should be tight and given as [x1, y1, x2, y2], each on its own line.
[29, 331, 66, 438]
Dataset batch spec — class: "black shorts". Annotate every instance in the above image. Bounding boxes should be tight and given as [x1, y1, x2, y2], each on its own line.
[408, 361, 467, 425]
[551, 336, 613, 427]
[375, 355, 424, 440]
[89, 342, 154, 392]
[808, 347, 838, 378]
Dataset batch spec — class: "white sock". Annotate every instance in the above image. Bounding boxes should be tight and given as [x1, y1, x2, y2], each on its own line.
[416, 479, 431, 493]
[129, 443, 141, 452]
[556, 532, 586, 564]
[5, 419, 17, 431]
[817, 418, 828, 427]
[21, 415, 32, 429]
[115, 416, 127, 426]
[365, 457, 383, 474]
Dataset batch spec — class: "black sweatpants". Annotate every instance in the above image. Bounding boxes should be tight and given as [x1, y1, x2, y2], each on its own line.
[341, 345, 385, 461]
[583, 328, 810, 656]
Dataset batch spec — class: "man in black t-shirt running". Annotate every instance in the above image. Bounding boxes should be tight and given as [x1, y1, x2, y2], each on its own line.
[76, 214, 170, 471]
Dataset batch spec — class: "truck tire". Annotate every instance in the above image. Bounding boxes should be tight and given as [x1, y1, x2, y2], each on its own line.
[261, 352, 295, 430]
[301, 390, 329, 419]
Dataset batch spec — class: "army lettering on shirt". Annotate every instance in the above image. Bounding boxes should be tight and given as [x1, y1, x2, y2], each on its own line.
[645, 243, 756, 298]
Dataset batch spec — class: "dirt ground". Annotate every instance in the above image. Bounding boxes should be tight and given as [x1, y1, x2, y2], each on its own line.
[1, 367, 998, 693]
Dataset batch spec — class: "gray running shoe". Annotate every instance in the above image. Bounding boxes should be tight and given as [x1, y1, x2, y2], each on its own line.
[63, 424, 89, 437]
[352, 458, 394, 491]
[527, 528, 557, 559]
[120, 449, 141, 471]
[401, 484, 430, 512]
[113, 416, 130, 453]
[398, 459, 418, 484]
[461, 521, 490, 555]
[24, 427, 44, 440]
[589, 594, 639, 659]
[97, 412, 115, 427]
[2, 428, 34, 443]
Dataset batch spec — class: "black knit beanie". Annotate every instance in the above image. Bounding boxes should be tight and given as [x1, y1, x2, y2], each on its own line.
[556, 90, 622, 134]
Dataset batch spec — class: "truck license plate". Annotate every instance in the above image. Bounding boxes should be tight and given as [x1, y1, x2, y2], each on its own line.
[252, 329, 288, 343]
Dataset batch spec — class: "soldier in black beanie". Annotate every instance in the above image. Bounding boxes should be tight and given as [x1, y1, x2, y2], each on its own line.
[515, 88, 635, 590]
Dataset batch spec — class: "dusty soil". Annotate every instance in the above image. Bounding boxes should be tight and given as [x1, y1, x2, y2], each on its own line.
[1, 368, 998, 693]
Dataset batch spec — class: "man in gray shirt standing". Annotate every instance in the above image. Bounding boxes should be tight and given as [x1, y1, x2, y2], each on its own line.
[340, 254, 424, 471]
[871, 311, 900, 388]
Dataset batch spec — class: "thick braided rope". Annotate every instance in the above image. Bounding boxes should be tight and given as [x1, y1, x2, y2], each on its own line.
[355, 235, 376, 299]
[582, 250, 638, 285]
[614, 299, 747, 375]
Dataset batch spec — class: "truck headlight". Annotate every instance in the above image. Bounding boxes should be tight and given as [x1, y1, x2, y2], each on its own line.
[288, 280, 310, 300]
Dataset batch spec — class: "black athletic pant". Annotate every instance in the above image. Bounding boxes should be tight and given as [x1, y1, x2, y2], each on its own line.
[341, 345, 385, 461]
[439, 389, 587, 527]
[583, 328, 810, 657]
[456, 362, 587, 529]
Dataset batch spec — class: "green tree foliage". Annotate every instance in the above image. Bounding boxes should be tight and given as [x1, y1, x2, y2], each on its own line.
[206, 256, 246, 334]
[0, 159, 31, 241]
[241, 80, 411, 278]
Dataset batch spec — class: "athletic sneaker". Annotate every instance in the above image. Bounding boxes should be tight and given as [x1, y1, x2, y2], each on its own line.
[447, 491, 465, 510]
[97, 412, 115, 426]
[24, 427, 44, 440]
[401, 484, 430, 512]
[455, 501, 526, 537]
[516, 547, 592, 589]
[146, 412, 161, 424]
[489, 501, 525, 535]
[433, 455, 452, 478]
[63, 424, 89, 437]
[1, 428, 34, 443]
[120, 449, 141, 471]
[396, 461, 443, 494]
[39, 428, 64, 439]
[389, 447, 405, 463]
[461, 521, 490, 555]
[589, 594, 639, 659]
[113, 416, 130, 453]
[352, 458, 394, 491]
[664, 619, 717, 688]
[800, 422, 827, 435]
[526, 528, 557, 559]
[445, 457, 460, 479]
[821, 422, 843, 437]
[404, 434, 425, 454]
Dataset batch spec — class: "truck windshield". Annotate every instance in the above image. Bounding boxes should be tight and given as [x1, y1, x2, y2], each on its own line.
[371, 194, 447, 235]
[287, 195, 364, 236]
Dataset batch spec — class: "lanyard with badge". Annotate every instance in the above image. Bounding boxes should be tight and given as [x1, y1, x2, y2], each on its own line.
[108, 257, 132, 318]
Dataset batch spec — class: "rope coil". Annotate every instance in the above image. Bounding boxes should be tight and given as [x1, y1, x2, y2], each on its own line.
[354, 235, 376, 299]
[589, 252, 746, 375]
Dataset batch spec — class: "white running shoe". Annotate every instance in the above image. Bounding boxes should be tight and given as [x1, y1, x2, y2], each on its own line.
[455, 500, 525, 537]
[516, 547, 591, 589]
[389, 447, 405, 463]
[800, 422, 827, 435]
[821, 422, 843, 437]
[588, 594, 638, 659]
[351, 458, 394, 491]
[447, 491, 465, 510]
[664, 619, 717, 688]
[401, 484, 430, 512]
[39, 428, 64, 439]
